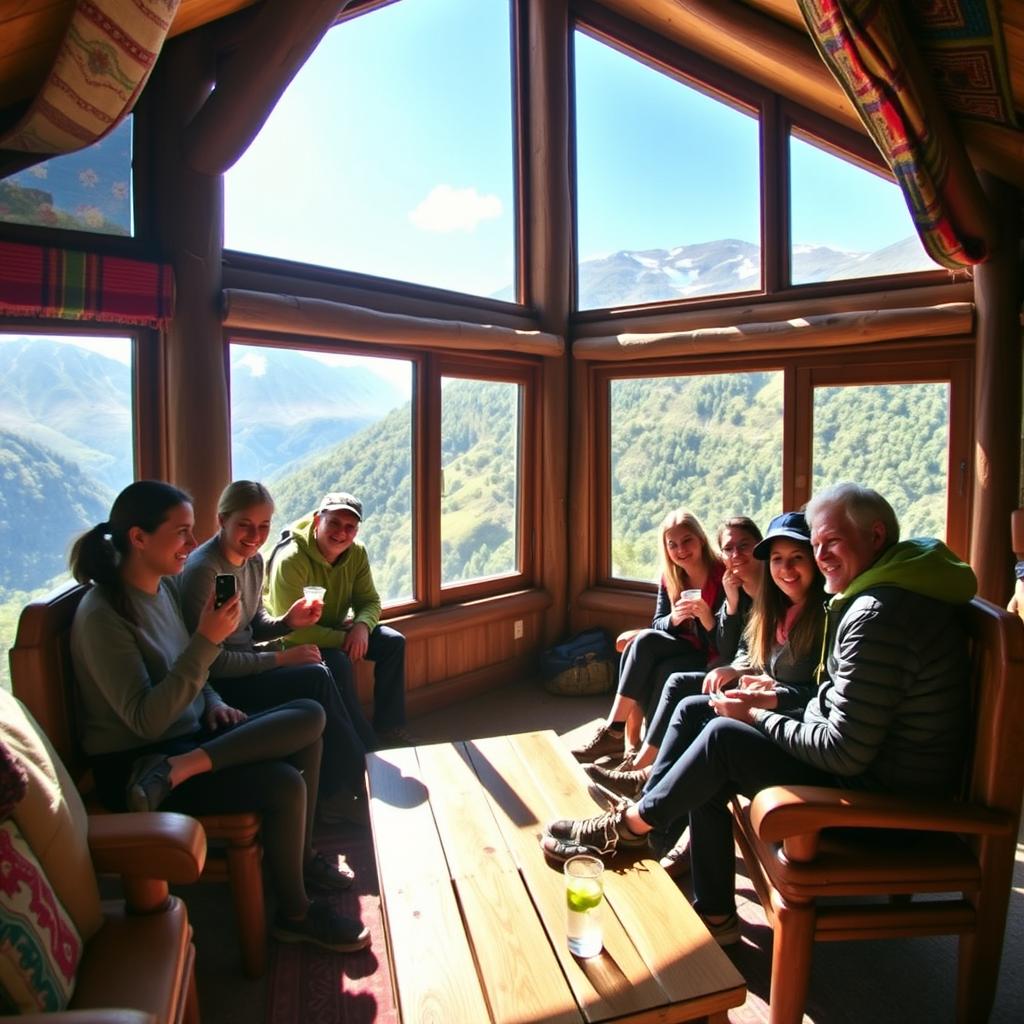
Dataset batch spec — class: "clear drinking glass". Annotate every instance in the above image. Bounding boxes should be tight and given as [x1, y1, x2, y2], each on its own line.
[564, 854, 604, 957]
[303, 585, 326, 611]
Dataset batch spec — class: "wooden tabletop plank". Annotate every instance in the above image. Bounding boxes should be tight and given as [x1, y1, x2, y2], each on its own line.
[414, 741, 583, 1024]
[506, 732, 745, 1014]
[466, 734, 670, 1023]
[366, 746, 451, 885]
[378, 877, 493, 1024]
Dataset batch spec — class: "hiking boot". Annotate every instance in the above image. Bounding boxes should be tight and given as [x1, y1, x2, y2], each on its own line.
[541, 803, 647, 861]
[376, 726, 420, 749]
[569, 724, 625, 763]
[304, 850, 355, 892]
[272, 900, 371, 953]
[584, 761, 650, 800]
[125, 754, 173, 812]
[699, 910, 741, 947]
[659, 838, 691, 879]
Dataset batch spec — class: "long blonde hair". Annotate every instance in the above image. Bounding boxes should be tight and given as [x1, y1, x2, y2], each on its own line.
[658, 508, 719, 605]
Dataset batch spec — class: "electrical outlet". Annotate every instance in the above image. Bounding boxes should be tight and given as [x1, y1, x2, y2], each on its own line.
[513, 619, 524, 639]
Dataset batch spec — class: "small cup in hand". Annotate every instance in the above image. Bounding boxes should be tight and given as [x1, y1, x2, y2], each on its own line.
[303, 585, 326, 611]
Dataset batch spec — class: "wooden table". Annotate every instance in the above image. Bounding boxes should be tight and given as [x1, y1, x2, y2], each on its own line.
[366, 729, 746, 1024]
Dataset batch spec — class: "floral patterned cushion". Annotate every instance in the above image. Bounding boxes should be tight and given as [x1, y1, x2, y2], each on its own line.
[0, 741, 82, 1013]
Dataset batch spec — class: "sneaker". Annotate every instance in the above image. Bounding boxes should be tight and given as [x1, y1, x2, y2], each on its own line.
[659, 839, 691, 879]
[375, 726, 420, 748]
[584, 762, 650, 799]
[541, 804, 647, 861]
[699, 911, 741, 947]
[304, 850, 355, 892]
[272, 900, 371, 953]
[569, 724, 626, 763]
[125, 754, 173, 812]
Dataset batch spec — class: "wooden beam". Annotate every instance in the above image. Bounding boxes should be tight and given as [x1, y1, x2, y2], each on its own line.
[572, 303, 974, 361]
[970, 173, 1022, 603]
[593, 0, 862, 133]
[182, 0, 352, 176]
[222, 288, 565, 357]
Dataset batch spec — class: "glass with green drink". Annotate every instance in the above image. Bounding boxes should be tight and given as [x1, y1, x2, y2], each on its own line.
[564, 854, 604, 957]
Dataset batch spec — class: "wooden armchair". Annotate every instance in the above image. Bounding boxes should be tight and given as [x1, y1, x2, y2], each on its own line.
[10, 582, 268, 978]
[732, 596, 1024, 1023]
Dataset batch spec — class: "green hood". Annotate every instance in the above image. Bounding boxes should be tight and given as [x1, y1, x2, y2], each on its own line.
[288, 513, 327, 565]
[830, 538, 977, 609]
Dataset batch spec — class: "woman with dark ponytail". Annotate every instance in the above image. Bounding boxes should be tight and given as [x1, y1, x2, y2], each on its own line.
[70, 480, 370, 953]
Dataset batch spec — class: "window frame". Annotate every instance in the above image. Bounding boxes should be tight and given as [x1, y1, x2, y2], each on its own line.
[590, 337, 973, 592]
[569, 2, 953, 323]
[224, 334, 541, 614]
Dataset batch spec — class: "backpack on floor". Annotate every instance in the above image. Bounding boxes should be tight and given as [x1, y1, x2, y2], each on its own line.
[540, 628, 615, 697]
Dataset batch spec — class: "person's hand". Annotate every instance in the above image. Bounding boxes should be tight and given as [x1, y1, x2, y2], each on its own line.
[708, 686, 778, 722]
[685, 596, 714, 631]
[205, 703, 247, 730]
[702, 665, 742, 694]
[275, 644, 323, 668]
[736, 673, 775, 692]
[284, 598, 321, 629]
[341, 621, 370, 661]
[722, 568, 744, 610]
[669, 598, 690, 627]
[197, 592, 241, 645]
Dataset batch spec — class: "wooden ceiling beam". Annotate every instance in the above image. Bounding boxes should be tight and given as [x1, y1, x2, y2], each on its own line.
[593, 0, 862, 132]
[182, 0, 352, 177]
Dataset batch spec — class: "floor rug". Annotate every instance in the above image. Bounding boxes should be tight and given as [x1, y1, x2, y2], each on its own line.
[265, 821, 398, 1024]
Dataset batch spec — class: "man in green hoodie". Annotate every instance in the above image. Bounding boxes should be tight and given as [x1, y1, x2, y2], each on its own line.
[540, 482, 977, 946]
[264, 491, 411, 749]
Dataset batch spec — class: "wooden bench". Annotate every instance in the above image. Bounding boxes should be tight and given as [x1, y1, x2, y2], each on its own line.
[367, 729, 746, 1024]
[9, 580, 269, 978]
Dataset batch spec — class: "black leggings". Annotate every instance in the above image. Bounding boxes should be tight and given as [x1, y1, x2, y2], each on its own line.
[91, 698, 325, 917]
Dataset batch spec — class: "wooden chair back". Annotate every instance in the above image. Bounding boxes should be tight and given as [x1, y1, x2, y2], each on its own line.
[9, 580, 268, 978]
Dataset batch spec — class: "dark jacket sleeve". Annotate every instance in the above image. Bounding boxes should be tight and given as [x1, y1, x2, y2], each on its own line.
[651, 580, 675, 633]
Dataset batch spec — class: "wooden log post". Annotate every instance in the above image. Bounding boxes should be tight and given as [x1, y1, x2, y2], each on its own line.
[526, 0, 572, 643]
[147, 32, 229, 541]
[970, 173, 1022, 603]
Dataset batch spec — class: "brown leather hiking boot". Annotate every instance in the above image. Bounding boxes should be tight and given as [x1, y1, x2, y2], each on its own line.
[569, 723, 626, 763]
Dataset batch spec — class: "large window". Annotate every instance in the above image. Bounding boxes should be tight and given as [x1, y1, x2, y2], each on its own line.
[790, 132, 940, 283]
[441, 376, 521, 587]
[229, 342, 535, 609]
[0, 118, 133, 236]
[0, 332, 135, 688]
[609, 371, 784, 581]
[598, 349, 970, 586]
[225, 0, 516, 301]
[229, 343, 415, 603]
[574, 31, 761, 310]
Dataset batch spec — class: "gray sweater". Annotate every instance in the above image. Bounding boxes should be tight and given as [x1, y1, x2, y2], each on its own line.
[71, 581, 223, 755]
[178, 536, 290, 678]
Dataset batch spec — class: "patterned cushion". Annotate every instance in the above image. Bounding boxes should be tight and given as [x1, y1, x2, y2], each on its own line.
[0, 817, 82, 1012]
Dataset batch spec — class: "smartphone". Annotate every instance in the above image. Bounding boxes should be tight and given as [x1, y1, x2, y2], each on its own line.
[214, 573, 237, 609]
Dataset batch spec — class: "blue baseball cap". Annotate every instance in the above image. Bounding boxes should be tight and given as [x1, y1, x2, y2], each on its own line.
[753, 511, 810, 559]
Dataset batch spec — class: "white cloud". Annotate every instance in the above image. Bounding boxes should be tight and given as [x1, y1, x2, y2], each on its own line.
[408, 185, 502, 233]
[236, 352, 267, 377]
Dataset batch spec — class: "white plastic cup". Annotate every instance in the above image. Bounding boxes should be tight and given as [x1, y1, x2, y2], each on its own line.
[303, 586, 326, 607]
[564, 854, 604, 958]
[682, 588, 702, 602]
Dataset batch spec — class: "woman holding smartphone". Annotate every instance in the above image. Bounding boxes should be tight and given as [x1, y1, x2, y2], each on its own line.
[179, 480, 372, 822]
[71, 480, 369, 952]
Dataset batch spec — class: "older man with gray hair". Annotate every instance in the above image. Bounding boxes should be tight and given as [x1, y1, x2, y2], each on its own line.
[541, 483, 977, 945]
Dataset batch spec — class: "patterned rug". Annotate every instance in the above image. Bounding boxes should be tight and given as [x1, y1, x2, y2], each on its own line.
[265, 821, 398, 1024]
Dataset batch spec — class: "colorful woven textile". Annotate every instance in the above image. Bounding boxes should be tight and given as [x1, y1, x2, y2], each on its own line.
[0, 241, 175, 326]
[798, 0, 991, 269]
[0, 0, 180, 156]
[908, 0, 1017, 127]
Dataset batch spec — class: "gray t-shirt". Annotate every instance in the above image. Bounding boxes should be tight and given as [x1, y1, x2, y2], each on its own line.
[178, 535, 289, 678]
[71, 580, 223, 755]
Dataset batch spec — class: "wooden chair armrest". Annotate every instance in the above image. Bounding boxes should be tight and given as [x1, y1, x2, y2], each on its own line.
[88, 811, 207, 886]
[749, 785, 1012, 861]
[616, 628, 644, 653]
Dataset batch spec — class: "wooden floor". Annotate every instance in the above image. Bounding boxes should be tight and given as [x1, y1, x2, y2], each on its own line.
[178, 675, 1024, 1024]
